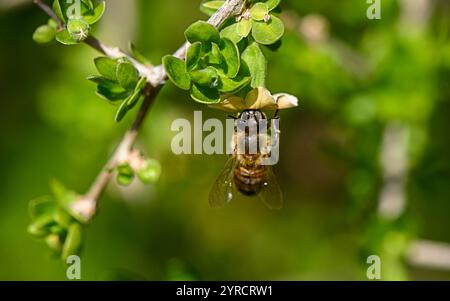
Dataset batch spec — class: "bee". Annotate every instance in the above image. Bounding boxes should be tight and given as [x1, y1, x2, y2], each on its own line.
[209, 109, 283, 210]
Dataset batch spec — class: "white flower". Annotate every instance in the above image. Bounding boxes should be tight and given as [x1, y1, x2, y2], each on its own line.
[209, 87, 299, 112]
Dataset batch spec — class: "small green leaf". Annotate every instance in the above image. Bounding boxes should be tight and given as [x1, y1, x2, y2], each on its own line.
[251, 2, 269, 21]
[162, 55, 192, 90]
[82, 0, 106, 25]
[81, 0, 94, 11]
[97, 83, 130, 101]
[200, 0, 225, 16]
[94, 57, 118, 81]
[186, 42, 202, 72]
[116, 61, 139, 90]
[55, 29, 78, 45]
[62, 223, 83, 260]
[218, 74, 251, 94]
[137, 159, 162, 184]
[242, 43, 267, 88]
[220, 23, 242, 44]
[28, 214, 54, 237]
[29, 196, 55, 220]
[252, 15, 285, 45]
[265, 0, 281, 11]
[52, 0, 65, 22]
[125, 88, 143, 110]
[46, 234, 63, 253]
[206, 43, 222, 65]
[115, 99, 129, 122]
[87, 75, 115, 85]
[190, 84, 220, 104]
[237, 19, 253, 38]
[54, 208, 73, 229]
[219, 38, 240, 78]
[33, 25, 56, 44]
[190, 67, 219, 87]
[48, 18, 59, 29]
[134, 76, 148, 92]
[185, 21, 220, 44]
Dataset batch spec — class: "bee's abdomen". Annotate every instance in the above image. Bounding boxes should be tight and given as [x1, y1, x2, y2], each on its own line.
[234, 161, 266, 196]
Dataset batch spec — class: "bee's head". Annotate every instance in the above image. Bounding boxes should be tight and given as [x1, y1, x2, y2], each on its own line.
[238, 110, 266, 122]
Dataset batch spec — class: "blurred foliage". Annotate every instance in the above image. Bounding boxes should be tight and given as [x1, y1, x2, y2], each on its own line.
[0, 0, 449, 280]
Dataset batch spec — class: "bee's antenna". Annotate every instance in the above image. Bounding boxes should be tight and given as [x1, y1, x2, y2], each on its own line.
[228, 115, 237, 120]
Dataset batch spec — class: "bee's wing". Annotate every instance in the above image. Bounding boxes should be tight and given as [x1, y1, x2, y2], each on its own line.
[258, 166, 283, 210]
[209, 155, 238, 208]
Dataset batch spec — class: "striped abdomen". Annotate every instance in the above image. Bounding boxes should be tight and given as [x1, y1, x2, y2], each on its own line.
[234, 155, 267, 196]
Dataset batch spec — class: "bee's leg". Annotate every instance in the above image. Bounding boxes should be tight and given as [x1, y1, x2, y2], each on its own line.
[273, 109, 280, 120]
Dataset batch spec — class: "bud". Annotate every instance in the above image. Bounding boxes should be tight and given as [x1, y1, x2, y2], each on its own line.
[137, 159, 162, 184]
[67, 17, 90, 42]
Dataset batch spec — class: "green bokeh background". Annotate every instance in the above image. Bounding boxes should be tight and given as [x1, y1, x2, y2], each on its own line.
[0, 0, 449, 280]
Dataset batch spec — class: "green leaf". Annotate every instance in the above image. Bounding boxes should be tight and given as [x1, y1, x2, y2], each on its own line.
[242, 43, 267, 87]
[200, 0, 225, 16]
[62, 223, 83, 260]
[94, 57, 118, 81]
[33, 25, 56, 44]
[87, 75, 115, 85]
[134, 76, 148, 92]
[97, 83, 130, 101]
[116, 61, 139, 90]
[54, 208, 73, 229]
[125, 88, 143, 110]
[219, 38, 240, 78]
[29, 196, 55, 221]
[81, 0, 94, 11]
[237, 19, 253, 38]
[46, 234, 63, 253]
[206, 43, 222, 65]
[137, 159, 162, 184]
[252, 15, 285, 45]
[186, 42, 202, 72]
[190, 84, 220, 104]
[67, 17, 90, 42]
[48, 18, 59, 29]
[28, 214, 55, 237]
[190, 67, 219, 87]
[185, 21, 220, 44]
[115, 99, 129, 122]
[82, 0, 106, 25]
[218, 74, 251, 94]
[251, 2, 269, 21]
[220, 23, 242, 44]
[162, 55, 192, 90]
[265, 0, 281, 11]
[52, 0, 65, 22]
[55, 29, 78, 45]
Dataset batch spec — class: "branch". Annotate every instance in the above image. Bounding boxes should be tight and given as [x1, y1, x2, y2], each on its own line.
[33, 0, 246, 221]
[407, 240, 450, 271]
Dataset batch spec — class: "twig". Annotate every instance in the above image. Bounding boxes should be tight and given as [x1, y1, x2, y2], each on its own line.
[34, 0, 246, 221]
[407, 240, 450, 271]
[33, 0, 63, 27]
